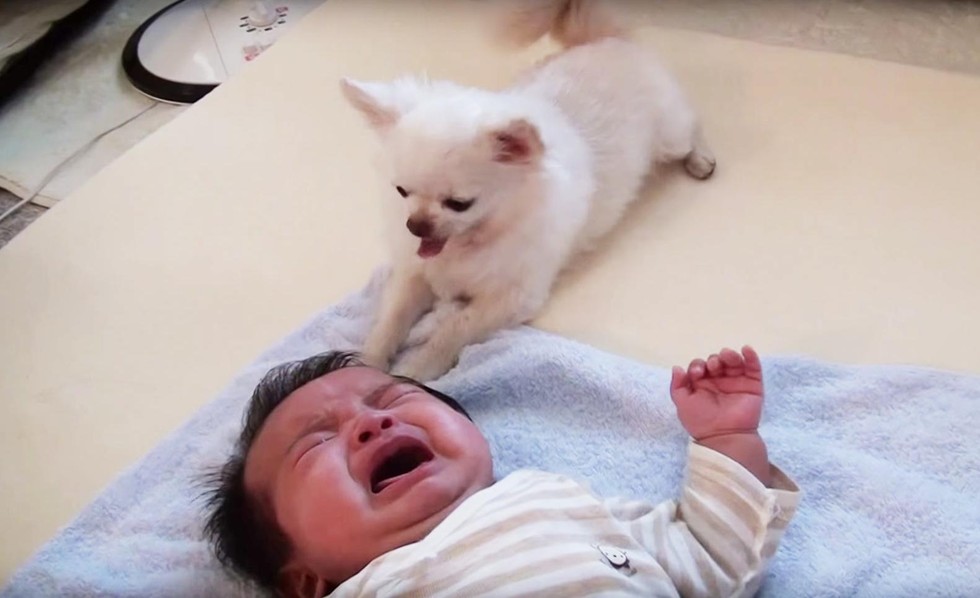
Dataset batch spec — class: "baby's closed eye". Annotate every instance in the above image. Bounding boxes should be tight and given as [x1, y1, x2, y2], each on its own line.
[294, 432, 336, 464]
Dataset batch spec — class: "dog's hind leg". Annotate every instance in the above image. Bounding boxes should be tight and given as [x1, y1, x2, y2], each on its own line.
[683, 125, 716, 180]
[656, 101, 716, 180]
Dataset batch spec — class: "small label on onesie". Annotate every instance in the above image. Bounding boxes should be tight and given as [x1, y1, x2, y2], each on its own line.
[595, 544, 636, 576]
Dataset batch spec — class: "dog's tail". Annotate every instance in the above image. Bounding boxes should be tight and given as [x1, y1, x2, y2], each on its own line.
[495, 0, 627, 49]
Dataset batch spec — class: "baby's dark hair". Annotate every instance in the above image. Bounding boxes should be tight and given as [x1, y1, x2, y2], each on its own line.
[202, 350, 471, 591]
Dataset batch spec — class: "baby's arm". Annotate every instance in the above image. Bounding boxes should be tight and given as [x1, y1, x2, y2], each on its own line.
[630, 347, 799, 596]
[616, 443, 798, 597]
[670, 346, 770, 484]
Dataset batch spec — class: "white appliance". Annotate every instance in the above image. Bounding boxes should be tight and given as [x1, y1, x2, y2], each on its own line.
[122, 0, 325, 104]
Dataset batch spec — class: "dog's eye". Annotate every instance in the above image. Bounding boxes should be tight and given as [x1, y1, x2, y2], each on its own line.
[395, 186, 409, 198]
[443, 198, 475, 213]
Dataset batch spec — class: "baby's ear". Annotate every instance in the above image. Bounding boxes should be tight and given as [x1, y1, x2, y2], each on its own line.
[277, 562, 331, 598]
[489, 119, 543, 164]
[340, 77, 421, 132]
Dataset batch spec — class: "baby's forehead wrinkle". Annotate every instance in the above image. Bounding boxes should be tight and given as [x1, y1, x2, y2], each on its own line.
[277, 376, 399, 449]
[249, 370, 400, 475]
[363, 380, 401, 407]
[255, 375, 403, 510]
[303, 370, 398, 410]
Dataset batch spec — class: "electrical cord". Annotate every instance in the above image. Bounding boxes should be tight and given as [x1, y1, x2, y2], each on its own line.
[0, 102, 160, 225]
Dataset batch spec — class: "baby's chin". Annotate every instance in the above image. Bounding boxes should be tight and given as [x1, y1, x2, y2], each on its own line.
[310, 481, 481, 588]
[395, 470, 490, 533]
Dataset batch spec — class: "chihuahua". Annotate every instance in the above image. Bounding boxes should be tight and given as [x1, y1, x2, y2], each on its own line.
[341, 0, 715, 380]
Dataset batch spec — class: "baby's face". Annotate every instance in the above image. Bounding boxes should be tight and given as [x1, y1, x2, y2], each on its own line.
[244, 366, 493, 587]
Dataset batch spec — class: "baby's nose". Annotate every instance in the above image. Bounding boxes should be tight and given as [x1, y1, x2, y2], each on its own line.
[355, 413, 394, 444]
[406, 218, 433, 238]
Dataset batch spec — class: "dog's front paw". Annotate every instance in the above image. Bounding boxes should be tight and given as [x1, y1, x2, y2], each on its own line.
[360, 337, 392, 371]
[403, 309, 442, 349]
[361, 351, 390, 371]
[391, 347, 455, 382]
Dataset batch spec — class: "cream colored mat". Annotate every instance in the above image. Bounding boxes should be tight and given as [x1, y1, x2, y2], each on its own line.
[1, 0, 979, 581]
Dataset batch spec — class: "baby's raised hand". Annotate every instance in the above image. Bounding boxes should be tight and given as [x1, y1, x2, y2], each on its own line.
[670, 346, 764, 441]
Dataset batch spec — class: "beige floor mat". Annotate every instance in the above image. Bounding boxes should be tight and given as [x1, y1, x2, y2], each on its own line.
[0, 0, 976, 210]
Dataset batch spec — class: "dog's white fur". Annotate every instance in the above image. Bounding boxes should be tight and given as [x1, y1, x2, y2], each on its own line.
[341, 0, 715, 381]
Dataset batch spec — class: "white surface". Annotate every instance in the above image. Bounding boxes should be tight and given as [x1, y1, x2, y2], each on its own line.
[246, 1, 278, 28]
[1, 0, 979, 582]
[138, 0, 325, 85]
[138, 0, 227, 84]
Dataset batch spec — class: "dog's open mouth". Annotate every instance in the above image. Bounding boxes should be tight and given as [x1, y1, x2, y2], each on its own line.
[370, 444, 434, 494]
[418, 237, 447, 258]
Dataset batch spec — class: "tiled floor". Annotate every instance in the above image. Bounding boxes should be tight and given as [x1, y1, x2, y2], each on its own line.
[0, 0, 977, 249]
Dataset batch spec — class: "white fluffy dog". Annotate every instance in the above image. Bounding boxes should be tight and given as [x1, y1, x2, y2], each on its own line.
[341, 0, 715, 381]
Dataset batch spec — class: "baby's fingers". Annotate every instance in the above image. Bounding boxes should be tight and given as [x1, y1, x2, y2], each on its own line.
[742, 345, 762, 378]
[688, 359, 707, 381]
[670, 366, 688, 398]
[706, 354, 723, 377]
[720, 347, 744, 375]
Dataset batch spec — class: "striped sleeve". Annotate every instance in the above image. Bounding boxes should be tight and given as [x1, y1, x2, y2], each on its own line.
[623, 443, 799, 598]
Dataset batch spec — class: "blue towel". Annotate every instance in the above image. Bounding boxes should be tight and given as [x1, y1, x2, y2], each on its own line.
[5, 272, 980, 597]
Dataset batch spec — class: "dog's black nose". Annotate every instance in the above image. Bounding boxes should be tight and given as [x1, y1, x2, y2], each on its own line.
[406, 218, 433, 238]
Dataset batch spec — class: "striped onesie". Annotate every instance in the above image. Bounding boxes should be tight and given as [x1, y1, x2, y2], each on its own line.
[332, 443, 800, 597]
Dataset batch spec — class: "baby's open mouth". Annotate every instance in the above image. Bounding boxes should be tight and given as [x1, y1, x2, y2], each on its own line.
[417, 237, 447, 258]
[370, 443, 434, 494]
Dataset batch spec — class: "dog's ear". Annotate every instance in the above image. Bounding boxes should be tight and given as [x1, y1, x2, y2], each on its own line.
[489, 119, 543, 164]
[340, 78, 398, 130]
[340, 78, 420, 132]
